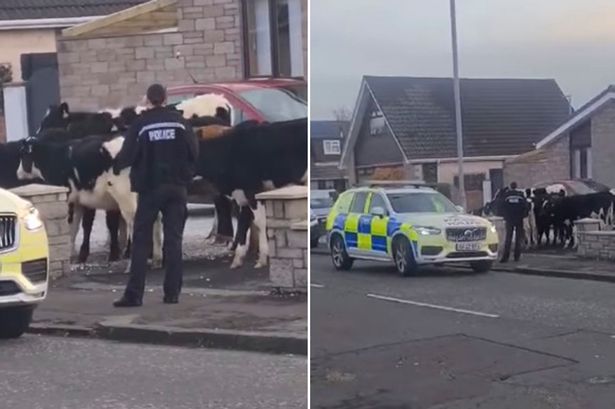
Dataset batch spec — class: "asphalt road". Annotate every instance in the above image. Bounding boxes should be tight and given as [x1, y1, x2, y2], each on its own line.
[311, 253, 615, 409]
[0, 335, 307, 409]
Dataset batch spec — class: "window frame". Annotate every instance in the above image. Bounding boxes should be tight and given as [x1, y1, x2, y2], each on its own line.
[241, 0, 302, 78]
[323, 139, 341, 155]
[349, 191, 369, 214]
[368, 193, 389, 216]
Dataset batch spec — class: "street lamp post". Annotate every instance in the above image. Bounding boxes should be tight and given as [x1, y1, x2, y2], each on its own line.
[449, 0, 466, 209]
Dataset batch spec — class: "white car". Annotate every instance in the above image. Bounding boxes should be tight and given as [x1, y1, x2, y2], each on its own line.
[325, 186, 499, 276]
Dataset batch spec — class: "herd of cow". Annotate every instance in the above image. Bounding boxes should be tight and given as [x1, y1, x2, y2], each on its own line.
[481, 186, 615, 248]
[0, 94, 307, 270]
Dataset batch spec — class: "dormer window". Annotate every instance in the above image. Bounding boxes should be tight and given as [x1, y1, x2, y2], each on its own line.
[323, 139, 341, 155]
[369, 109, 385, 136]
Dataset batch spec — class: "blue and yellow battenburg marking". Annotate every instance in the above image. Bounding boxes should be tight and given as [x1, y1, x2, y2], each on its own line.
[330, 213, 419, 256]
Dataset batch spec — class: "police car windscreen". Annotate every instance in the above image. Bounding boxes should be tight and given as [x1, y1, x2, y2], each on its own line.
[387, 192, 458, 214]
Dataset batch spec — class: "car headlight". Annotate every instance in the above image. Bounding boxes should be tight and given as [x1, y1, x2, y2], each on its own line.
[23, 207, 44, 231]
[414, 226, 442, 236]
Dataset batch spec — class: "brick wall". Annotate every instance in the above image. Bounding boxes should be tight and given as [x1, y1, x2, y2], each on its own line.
[57, 0, 243, 108]
[590, 100, 615, 188]
[503, 134, 570, 187]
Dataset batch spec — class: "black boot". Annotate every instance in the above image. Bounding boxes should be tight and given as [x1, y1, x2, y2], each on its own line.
[163, 295, 179, 304]
[113, 296, 142, 307]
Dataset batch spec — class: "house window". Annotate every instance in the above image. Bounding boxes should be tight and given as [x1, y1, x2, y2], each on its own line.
[323, 180, 335, 189]
[369, 109, 385, 136]
[572, 148, 592, 179]
[243, 0, 304, 78]
[323, 140, 341, 155]
[422, 163, 438, 184]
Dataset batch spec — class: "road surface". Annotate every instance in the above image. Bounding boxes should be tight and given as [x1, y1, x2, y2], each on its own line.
[0, 335, 306, 409]
[311, 253, 615, 409]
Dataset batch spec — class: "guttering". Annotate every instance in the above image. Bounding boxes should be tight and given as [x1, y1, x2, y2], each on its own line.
[406, 155, 515, 164]
[0, 16, 100, 31]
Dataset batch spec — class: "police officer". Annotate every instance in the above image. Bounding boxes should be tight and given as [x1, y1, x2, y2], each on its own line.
[113, 84, 198, 307]
[500, 181, 529, 263]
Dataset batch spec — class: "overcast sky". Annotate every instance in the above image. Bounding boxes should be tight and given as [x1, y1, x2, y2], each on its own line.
[310, 0, 615, 119]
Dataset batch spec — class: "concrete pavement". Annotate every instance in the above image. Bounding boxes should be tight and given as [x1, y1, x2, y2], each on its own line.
[311, 253, 615, 408]
[0, 335, 306, 409]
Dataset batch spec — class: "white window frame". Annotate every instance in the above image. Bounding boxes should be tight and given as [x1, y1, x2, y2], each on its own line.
[369, 110, 385, 136]
[323, 139, 341, 155]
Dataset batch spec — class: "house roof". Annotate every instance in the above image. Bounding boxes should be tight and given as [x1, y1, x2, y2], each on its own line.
[536, 85, 615, 149]
[0, 0, 147, 21]
[345, 76, 570, 163]
[311, 120, 348, 140]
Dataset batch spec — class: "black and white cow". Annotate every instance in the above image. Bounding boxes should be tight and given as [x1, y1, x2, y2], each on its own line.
[39, 102, 115, 137]
[193, 117, 307, 268]
[17, 132, 162, 267]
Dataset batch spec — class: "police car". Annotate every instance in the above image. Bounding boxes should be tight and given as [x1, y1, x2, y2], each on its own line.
[325, 183, 499, 276]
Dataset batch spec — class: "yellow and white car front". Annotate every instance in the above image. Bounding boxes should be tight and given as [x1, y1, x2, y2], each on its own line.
[0, 188, 49, 338]
[394, 213, 499, 264]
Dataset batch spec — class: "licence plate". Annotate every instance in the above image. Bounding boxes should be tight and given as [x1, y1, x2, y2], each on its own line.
[456, 242, 481, 252]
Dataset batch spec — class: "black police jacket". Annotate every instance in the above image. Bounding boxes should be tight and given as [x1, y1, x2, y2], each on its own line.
[500, 189, 529, 222]
[114, 106, 198, 193]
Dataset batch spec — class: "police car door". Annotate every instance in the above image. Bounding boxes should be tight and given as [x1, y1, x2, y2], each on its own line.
[366, 192, 391, 258]
[344, 191, 369, 258]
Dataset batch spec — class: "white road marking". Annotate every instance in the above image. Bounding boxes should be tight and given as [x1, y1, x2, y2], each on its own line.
[311, 283, 325, 288]
[366, 293, 499, 318]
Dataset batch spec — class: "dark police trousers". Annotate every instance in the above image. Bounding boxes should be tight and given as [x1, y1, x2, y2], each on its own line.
[124, 184, 187, 301]
[502, 219, 524, 262]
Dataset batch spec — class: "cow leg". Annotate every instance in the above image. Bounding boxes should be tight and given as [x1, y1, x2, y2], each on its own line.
[216, 195, 234, 243]
[253, 201, 268, 269]
[230, 206, 254, 269]
[106, 210, 121, 262]
[78, 208, 95, 263]
[70, 205, 84, 260]
[151, 213, 163, 269]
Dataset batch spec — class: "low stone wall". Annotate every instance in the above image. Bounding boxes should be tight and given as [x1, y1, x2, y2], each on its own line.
[576, 218, 615, 261]
[10, 184, 71, 279]
[256, 186, 307, 292]
[487, 216, 505, 257]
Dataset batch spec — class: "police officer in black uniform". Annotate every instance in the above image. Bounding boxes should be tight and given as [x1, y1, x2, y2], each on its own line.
[113, 84, 198, 307]
[500, 181, 529, 263]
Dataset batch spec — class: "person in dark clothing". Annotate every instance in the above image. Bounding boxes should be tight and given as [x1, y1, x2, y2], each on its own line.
[112, 84, 198, 307]
[500, 182, 530, 263]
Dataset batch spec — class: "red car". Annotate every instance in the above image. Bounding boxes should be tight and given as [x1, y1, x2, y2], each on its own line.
[167, 78, 307, 204]
[166, 77, 307, 124]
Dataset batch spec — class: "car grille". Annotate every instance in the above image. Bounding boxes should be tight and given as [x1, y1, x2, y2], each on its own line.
[421, 246, 443, 256]
[0, 281, 20, 296]
[446, 227, 487, 242]
[0, 215, 17, 251]
[446, 251, 489, 259]
[22, 259, 48, 284]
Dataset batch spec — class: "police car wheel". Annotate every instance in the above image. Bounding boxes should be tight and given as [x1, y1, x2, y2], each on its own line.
[393, 237, 417, 276]
[0, 307, 33, 339]
[470, 260, 493, 274]
[330, 234, 353, 271]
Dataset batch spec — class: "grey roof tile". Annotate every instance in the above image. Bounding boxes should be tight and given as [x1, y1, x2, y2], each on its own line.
[364, 76, 571, 159]
[0, 0, 147, 20]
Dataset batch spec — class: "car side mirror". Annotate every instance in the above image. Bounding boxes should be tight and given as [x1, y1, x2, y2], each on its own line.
[455, 205, 465, 213]
[371, 206, 386, 218]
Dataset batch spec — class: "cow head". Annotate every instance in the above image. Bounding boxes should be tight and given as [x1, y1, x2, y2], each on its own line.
[17, 137, 44, 181]
[112, 107, 141, 131]
[38, 102, 70, 133]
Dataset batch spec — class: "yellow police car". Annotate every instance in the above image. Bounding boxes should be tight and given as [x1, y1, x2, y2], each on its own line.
[326, 185, 499, 276]
[0, 187, 49, 338]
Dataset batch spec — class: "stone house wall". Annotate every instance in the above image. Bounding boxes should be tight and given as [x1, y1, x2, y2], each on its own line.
[503, 133, 570, 188]
[590, 100, 615, 188]
[57, 0, 243, 109]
